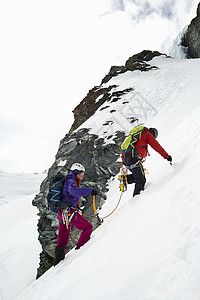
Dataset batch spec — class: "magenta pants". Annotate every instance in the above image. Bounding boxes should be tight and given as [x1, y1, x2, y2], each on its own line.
[56, 209, 93, 252]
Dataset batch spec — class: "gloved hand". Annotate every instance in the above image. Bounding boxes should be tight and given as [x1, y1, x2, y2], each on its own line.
[167, 155, 172, 162]
[91, 189, 98, 196]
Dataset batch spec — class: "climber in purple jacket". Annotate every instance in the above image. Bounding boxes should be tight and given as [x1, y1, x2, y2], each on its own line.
[54, 163, 97, 266]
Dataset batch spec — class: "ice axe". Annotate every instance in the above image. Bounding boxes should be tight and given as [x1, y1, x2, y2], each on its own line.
[93, 195, 103, 224]
[167, 155, 172, 166]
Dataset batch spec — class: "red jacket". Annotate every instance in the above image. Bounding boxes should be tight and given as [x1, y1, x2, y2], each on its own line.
[122, 127, 169, 161]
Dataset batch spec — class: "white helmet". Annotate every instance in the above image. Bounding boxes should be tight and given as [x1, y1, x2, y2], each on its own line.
[71, 163, 85, 173]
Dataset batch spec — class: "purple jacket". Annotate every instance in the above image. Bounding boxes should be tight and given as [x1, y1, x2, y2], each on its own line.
[61, 172, 93, 208]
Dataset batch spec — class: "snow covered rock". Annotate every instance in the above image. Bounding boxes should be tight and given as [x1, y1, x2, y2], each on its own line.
[168, 26, 188, 59]
[101, 50, 165, 84]
[69, 85, 117, 132]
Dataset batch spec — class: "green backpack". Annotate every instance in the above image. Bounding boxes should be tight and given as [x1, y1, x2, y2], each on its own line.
[121, 126, 146, 157]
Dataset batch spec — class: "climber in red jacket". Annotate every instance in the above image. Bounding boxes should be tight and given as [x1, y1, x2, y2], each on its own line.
[122, 127, 172, 197]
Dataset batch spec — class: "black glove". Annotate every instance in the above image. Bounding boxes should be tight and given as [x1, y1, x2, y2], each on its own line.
[167, 155, 172, 162]
[91, 189, 97, 196]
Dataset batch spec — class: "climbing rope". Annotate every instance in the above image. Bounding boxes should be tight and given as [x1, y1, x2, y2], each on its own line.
[82, 161, 148, 223]
[82, 192, 123, 223]
[82, 164, 126, 223]
[94, 193, 123, 220]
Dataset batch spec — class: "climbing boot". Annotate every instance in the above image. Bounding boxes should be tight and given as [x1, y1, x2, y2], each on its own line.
[54, 247, 65, 266]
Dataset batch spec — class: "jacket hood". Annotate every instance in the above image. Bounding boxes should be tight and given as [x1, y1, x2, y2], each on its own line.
[65, 172, 77, 181]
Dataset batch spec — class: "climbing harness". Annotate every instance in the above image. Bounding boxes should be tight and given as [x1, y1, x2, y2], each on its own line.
[126, 159, 149, 175]
[126, 160, 140, 170]
[62, 207, 77, 229]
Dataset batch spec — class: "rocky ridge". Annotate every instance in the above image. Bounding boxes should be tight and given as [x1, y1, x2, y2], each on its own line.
[182, 3, 200, 58]
[101, 50, 166, 84]
[69, 50, 166, 133]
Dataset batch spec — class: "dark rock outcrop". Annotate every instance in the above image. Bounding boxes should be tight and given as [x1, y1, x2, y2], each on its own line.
[69, 85, 117, 133]
[182, 3, 200, 58]
[101, 50, 166, 84]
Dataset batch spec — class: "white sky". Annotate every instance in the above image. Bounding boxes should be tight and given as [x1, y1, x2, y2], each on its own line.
[0, 0, 199, 173]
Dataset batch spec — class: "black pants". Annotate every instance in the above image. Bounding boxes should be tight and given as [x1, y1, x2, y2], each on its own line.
[124, 155, 146, 196]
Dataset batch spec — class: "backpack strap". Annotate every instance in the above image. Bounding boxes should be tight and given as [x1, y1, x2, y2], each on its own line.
[59, 178, 72, 209]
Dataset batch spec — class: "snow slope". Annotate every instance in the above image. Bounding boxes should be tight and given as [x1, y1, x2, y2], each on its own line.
[3, 56, 200, 300]
[0, 171, 45, 300]
[0, 170, 46, 206]
[168, 26, 188, 59]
